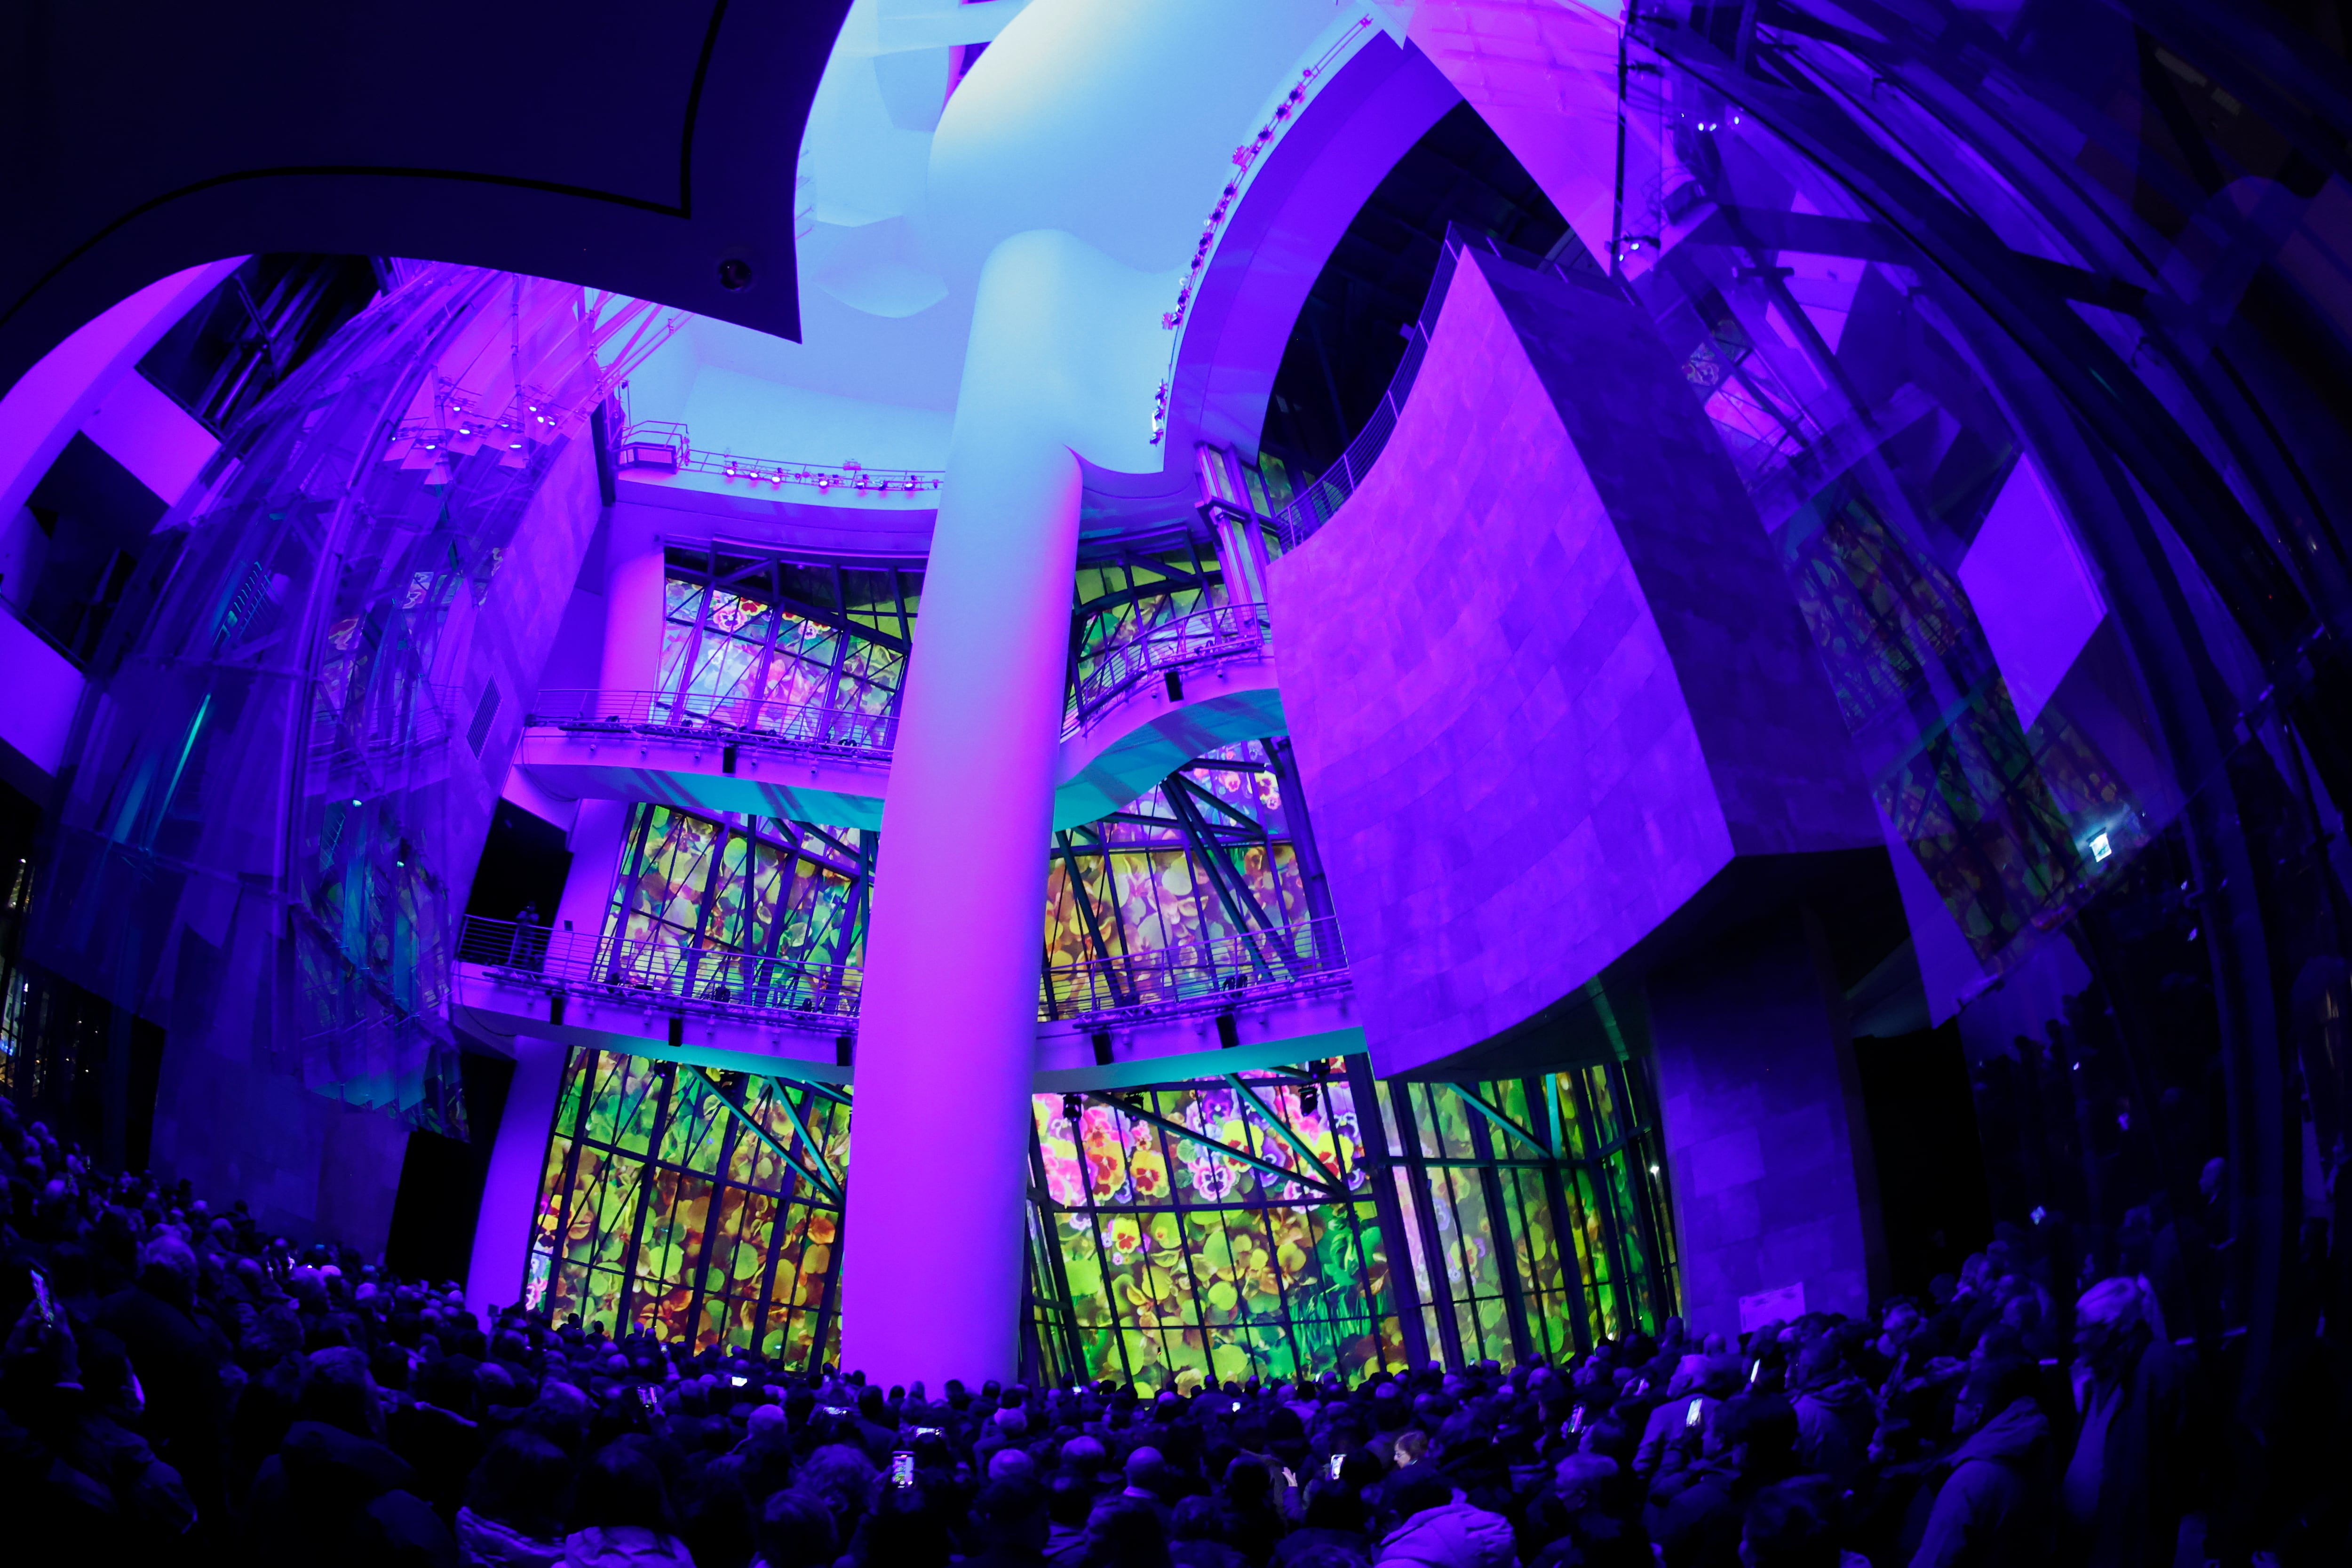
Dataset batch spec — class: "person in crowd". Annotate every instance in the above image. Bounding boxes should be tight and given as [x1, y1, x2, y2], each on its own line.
[964, 1474, 1053, 1567]
[1645, 1393, 1804, 1568]
[2, 1080, 2346, 1567]
[1736, 1484, 1844, 1568]
[1085, 1492, 1176, 1567]
[1907, 1354, 2050, 1568]
[1271, 1480, 1372, 1565]
[1368, 1468, 1514, 1568]
[560, 1441, 696, 1567]
[1170, 1493, 1249, 1568]
[1524, 1453, 1645, 1567]
[457, 1428, 575, 1567]
[2060, 1275, 2187, 1568]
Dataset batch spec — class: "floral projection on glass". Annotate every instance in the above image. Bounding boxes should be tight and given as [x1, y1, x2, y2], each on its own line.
[1028, 1062, 1400, 1390]
[527, 1047, 848, 1364]
[654, 549, 919, 742]
[1022, 1055, 1677, 1383]
[30, 266, 675, 1129]
[603, 804, 874, 1009]
[1361, 1060, 1675, 1368]
[1069, 543, 1227, 720]
[1043, 740, 1322, 1016]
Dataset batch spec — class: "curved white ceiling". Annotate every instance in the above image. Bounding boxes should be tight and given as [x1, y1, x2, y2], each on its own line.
[638, 0, 1401, 516]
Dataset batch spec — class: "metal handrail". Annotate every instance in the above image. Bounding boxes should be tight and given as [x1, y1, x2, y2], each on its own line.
[1041, 915, 1348, 1019]
[1068, 603, 1270, 730]
[457, 913, 1348, 1029]
[525, 688, 898, 759]
[457, 917, 862, 1022]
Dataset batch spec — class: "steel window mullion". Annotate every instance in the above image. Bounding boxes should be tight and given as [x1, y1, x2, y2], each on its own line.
[1345, 1054, 1427, 1371]
[1075, 1141, 1136, 1387]
[1466, 1095, 1536, 1364]
[1428, 1086, 1499, 1364]
[1570, 1067, 1639, 1335]
[799, 1095, 847, 1370]
[750, 1086, 805, 1361]
[1531, 1073, 1593, 1357]
[1388, 1078, 1465, 1369]
[1225, 1092, 1308, 1380]
[1616, 1058, 1678, 1326]
[544, 1048, 594, 1306]
[679, 1081, 744, 1348]
[1152, 1095, 1220, 1386]
[615, 1061, 677, 1331]
[1028, 1121, 1089, 1381]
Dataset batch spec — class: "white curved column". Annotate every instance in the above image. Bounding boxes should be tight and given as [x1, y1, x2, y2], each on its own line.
[838, 233, 1094, 1385]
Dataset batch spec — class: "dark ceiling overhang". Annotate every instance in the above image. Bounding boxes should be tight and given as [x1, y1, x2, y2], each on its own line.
[0, 0, 853, 391]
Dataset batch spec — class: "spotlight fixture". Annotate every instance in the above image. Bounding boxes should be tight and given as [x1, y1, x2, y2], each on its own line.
[1063, 1093, 1083, 1125]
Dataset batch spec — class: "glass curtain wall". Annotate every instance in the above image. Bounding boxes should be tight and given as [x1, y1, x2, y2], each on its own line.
[1028, 1062, 1398, 1390]
[1022, 1056, 1677, 1389]
[528, 1046, 849, 1365]
[1365, 1062, 1675, 1368]
[652, 548, 918, 742]
[584, 741, 1322, 1022]
[1069, 542, 1227, 717]
[1044, 741, 1326, 1017]
[601, 806, 874, 1009]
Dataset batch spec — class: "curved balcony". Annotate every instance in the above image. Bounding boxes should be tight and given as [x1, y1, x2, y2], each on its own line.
[515, 608, 1284, 830]
[455, 917, 862, 1026]
[1041, 915, 1347, 1021]
[517, 689, 898, 828]
[452, 913, 1355, 1086]
[1067, 604, 1269, 730]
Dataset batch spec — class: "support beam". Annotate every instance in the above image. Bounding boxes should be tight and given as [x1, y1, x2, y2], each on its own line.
[1224, 1074, 1346, 1193]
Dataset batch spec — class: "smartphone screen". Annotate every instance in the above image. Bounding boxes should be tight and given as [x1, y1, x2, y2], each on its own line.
[1568, 1405, 1586, 1433]
[890, 1451, 915, 1488]
[914, 1426, 944, 1441]
[635, 1385, 661, 1417]
[27, 1268, 55, 1328]
[1327, 1453, 1346, 1481]
[729, 1373, 748, 1387]
[1685, 1397, 1704, 1429]
[1749, 1359, 1764, 1387]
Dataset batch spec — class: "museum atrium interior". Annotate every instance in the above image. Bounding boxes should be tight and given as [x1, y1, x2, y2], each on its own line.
[4, 0, 2352, 1481]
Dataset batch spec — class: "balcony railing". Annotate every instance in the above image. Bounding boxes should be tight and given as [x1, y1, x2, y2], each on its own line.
[1041, 915, 1348, 1020]
[457, 918, 861, 1024]
[457, 913, 1347, 1032]
[1068, 604, 1270, 730]
[525, 688, 898, 760]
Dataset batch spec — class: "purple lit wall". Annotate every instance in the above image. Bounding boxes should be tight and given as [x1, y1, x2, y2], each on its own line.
[1271, 248, 1876, 1078]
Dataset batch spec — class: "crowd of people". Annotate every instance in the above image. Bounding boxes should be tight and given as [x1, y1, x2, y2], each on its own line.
[0, 1092, 2332, 1566]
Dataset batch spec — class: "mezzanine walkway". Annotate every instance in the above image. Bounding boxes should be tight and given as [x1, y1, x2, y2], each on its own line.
[450, 912, 1360, 1090]
[513, 604, 1281, 831]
